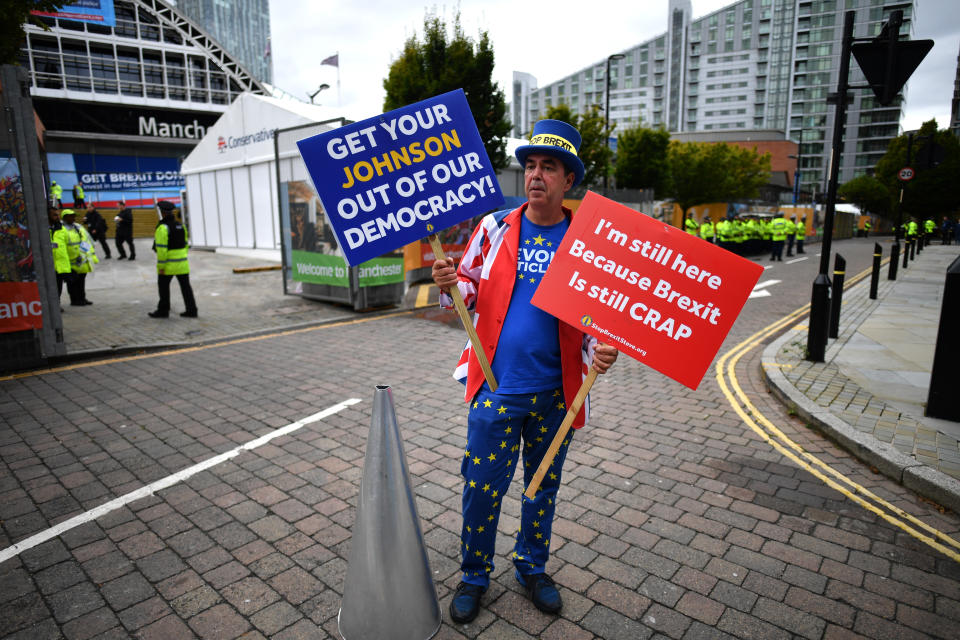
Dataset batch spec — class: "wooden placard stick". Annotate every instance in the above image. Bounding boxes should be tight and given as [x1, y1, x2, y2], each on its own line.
[428, 234, 498, 392]
[524, 369, 598, 500]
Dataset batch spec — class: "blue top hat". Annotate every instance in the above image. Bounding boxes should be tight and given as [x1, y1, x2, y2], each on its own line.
[515, 119, 585, 187]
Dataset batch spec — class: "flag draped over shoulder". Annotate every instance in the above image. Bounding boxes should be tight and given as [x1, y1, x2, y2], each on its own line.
[321, 53, 339, 67]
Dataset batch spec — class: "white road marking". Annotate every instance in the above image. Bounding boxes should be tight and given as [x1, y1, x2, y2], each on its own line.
[786, 256, 809, 264]
[749, 279, 781, 298]
[0, 398, 362, 564]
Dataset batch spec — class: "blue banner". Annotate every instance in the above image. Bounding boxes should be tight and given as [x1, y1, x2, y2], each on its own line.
[296, 89, 504, 266]
[73, 154, 184, 190]
[32, 1, 116, 27]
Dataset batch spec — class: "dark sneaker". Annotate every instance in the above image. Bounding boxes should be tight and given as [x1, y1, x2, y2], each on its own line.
[147, 310, 168, 318]
[449, 582, 486, 624]
[180, 311, 198, 318]
[517, 572, 562, 614]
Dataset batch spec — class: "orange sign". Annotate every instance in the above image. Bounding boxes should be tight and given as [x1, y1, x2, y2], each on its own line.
[0, 282, 44, 334]
[532, 192, 763, 389]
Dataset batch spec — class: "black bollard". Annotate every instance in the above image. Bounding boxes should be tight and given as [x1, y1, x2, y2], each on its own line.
[903, 239, 910, 269]
[917, 233, 923, 253]
[926, 255, 960, 421]
[829, 254, 846, 339]
[889, 239, 899, 280]
[910, 237, 916, 260]
[870, 243, 881, 299]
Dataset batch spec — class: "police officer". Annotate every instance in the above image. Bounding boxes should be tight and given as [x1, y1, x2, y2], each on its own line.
[795, 215, 806, 254]
[148, 201, 198, 318]
[61, 209, 98, 305]
[684, 212, 699, 236]
[50, 180, 63, 209]
[72, 183, 85, 208]
[785, 215, 797, 257]
[699, 216, 715, 244]
[770, 212, 787, 261]
[48, 208, 72, 308]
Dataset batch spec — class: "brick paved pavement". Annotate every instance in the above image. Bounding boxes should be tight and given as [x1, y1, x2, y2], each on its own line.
[2, 237, 959, 639]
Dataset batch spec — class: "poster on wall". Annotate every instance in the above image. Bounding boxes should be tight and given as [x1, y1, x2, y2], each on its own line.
[48, 152, 183, 208]
[284, 180, 403, 291]
[0, 158, 43, 334]
[31, 0, 116, 27]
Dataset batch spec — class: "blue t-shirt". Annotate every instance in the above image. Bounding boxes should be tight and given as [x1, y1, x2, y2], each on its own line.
[490, 215, 569, 394]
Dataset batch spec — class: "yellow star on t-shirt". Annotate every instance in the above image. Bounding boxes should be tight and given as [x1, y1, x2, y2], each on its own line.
[530, 395, 538, 405]
[499, 440, 507, 449]
[528, 277, 536, 284]
[533, 234, 545, 246]
[487, 453, 496, 462]
[469, 480, 476, 488]
[497, 405, 506, 414]
[518, 273, 525, 280]
[524, 238, 531, 244]
[483, 398, 493, 408]
[505, 426, 512, 434]
[473, 456, 481, 465]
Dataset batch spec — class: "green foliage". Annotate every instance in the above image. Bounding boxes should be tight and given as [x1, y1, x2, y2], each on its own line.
[543, 104, 614, 188]
[614, 126, 671, 195]
[382, 11, 511, 171]
[837, 175, 890, 217]
[874, 119, 960, 220]
[664, 141, 771, 214]
[2, 1, 59, 65]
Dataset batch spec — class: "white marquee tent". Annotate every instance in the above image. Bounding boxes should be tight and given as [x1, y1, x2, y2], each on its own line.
[180, 93, 346, 250]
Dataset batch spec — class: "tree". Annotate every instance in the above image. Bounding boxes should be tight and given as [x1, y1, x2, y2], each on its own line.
[614, 126, 671, 195]
[382, 11, 511, 171]
[664, 141, 770, 217]
[2, 1, 60, 65]
[837, 175, 890, 217]
[543, 104, 614, 189]
[873, 119, 960, 221]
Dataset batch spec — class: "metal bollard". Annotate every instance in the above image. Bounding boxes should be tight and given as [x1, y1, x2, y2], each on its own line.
[829, 254, 846, 339]
[917, 233, 924, 253]
[926, 255, 960, 421]
[910, 237, 916, 260]
[888, 239, 899, 280]
[903, 238, 910, 269]
[870, 243, 881, 299]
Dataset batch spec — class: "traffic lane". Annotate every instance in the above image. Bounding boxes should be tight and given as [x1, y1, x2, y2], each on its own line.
[3, 303, 960, 638]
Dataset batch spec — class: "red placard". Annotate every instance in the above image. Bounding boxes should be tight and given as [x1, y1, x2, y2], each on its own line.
[0, 282, 44, 334]
[532, 192, 763, 389]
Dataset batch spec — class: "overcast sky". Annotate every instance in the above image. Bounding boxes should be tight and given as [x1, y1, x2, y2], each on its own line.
[269, 0, 958, 133]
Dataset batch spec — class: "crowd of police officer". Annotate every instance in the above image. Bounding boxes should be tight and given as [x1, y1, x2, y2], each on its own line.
[684, 211, 806, 260]
[46, 200, 197, 317]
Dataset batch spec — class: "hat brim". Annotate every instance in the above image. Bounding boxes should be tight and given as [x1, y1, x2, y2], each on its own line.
[515, 145, 585, 187]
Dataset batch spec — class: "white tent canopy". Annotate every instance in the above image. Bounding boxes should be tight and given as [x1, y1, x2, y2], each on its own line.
[181, 93, 344, 250]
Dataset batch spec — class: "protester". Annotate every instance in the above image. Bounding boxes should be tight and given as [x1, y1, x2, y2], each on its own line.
[432, 119, 617, 623]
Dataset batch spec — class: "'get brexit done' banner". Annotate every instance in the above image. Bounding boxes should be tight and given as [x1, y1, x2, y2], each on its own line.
[532, 192, 764, 390]
[297, 89, 504, 266]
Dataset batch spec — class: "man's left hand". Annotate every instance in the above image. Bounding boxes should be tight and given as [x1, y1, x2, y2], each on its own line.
[592, 343, 618, 374]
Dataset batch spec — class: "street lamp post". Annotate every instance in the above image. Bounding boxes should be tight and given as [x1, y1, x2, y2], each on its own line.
[604, 53, 625, 190]
[308, 83, 330, 104]
[791, 130, 803, 206]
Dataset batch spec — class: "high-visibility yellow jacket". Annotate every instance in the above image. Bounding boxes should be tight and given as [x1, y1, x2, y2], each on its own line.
[155, 218, 190, 275]
[771, 217, 788, 241]
[907, 221, 918, 237]
[685, 216, 699, 235]
[925, 219, 935, 233]
[700, 220, 715, 239]
[795, 220, 806, 238]
[49, 225, 71, 274]
[62, 222, 98, 274]
[785, 219, 796, 236]
[50, 182, 62, 200]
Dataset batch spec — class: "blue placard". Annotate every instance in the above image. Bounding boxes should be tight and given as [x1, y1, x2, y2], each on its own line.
[31, 1, 117, 27]
[296, 89, 504, 266]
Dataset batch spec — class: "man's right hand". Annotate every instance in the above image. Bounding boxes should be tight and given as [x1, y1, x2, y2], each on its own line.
[432, 257, 458, 295]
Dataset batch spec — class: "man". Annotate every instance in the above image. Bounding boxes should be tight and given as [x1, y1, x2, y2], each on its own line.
[48, 208, 73, 308]
[149, 200, 197, 318]
[863, 218, 871, 238]
[699, 216, 715, 244]
[114, 200, 135, 260]
[785, 215, 797, 257]
[49, 180, 63, 209]
[84, 204, 111, 258]
[72, 183, 85, 208]
[432, 120, 617, 623]
[770, 211, 787, 261]
[795, 214, 806, 254]
[684, 212, 699, 236]
[61, 209, 98, 305]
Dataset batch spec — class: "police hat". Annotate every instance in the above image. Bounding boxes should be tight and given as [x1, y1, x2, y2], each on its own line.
[61, 208, 76, 217]
[157, 200, 176, 213]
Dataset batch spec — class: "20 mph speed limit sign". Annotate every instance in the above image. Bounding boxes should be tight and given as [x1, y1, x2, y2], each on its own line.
[898, 167, 915, 181]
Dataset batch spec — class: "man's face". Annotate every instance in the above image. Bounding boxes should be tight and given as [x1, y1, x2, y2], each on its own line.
[524, 153, 574, 207]
[48, 210, 60, 225]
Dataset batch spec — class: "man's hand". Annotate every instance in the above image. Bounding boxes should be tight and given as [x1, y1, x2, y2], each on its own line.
[432, 257, 458, 295]
[158, 268, 165, 276]
[592, 343, 618, 374]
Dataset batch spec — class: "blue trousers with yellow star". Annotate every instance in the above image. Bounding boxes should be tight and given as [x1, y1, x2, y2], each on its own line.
[459, 386, 572, 587]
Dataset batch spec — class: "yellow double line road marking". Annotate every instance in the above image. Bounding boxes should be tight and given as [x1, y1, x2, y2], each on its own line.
[716, 265, 960, 562]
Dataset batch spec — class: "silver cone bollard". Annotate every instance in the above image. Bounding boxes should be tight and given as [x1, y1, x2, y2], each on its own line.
[338, 386, 441, 640]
